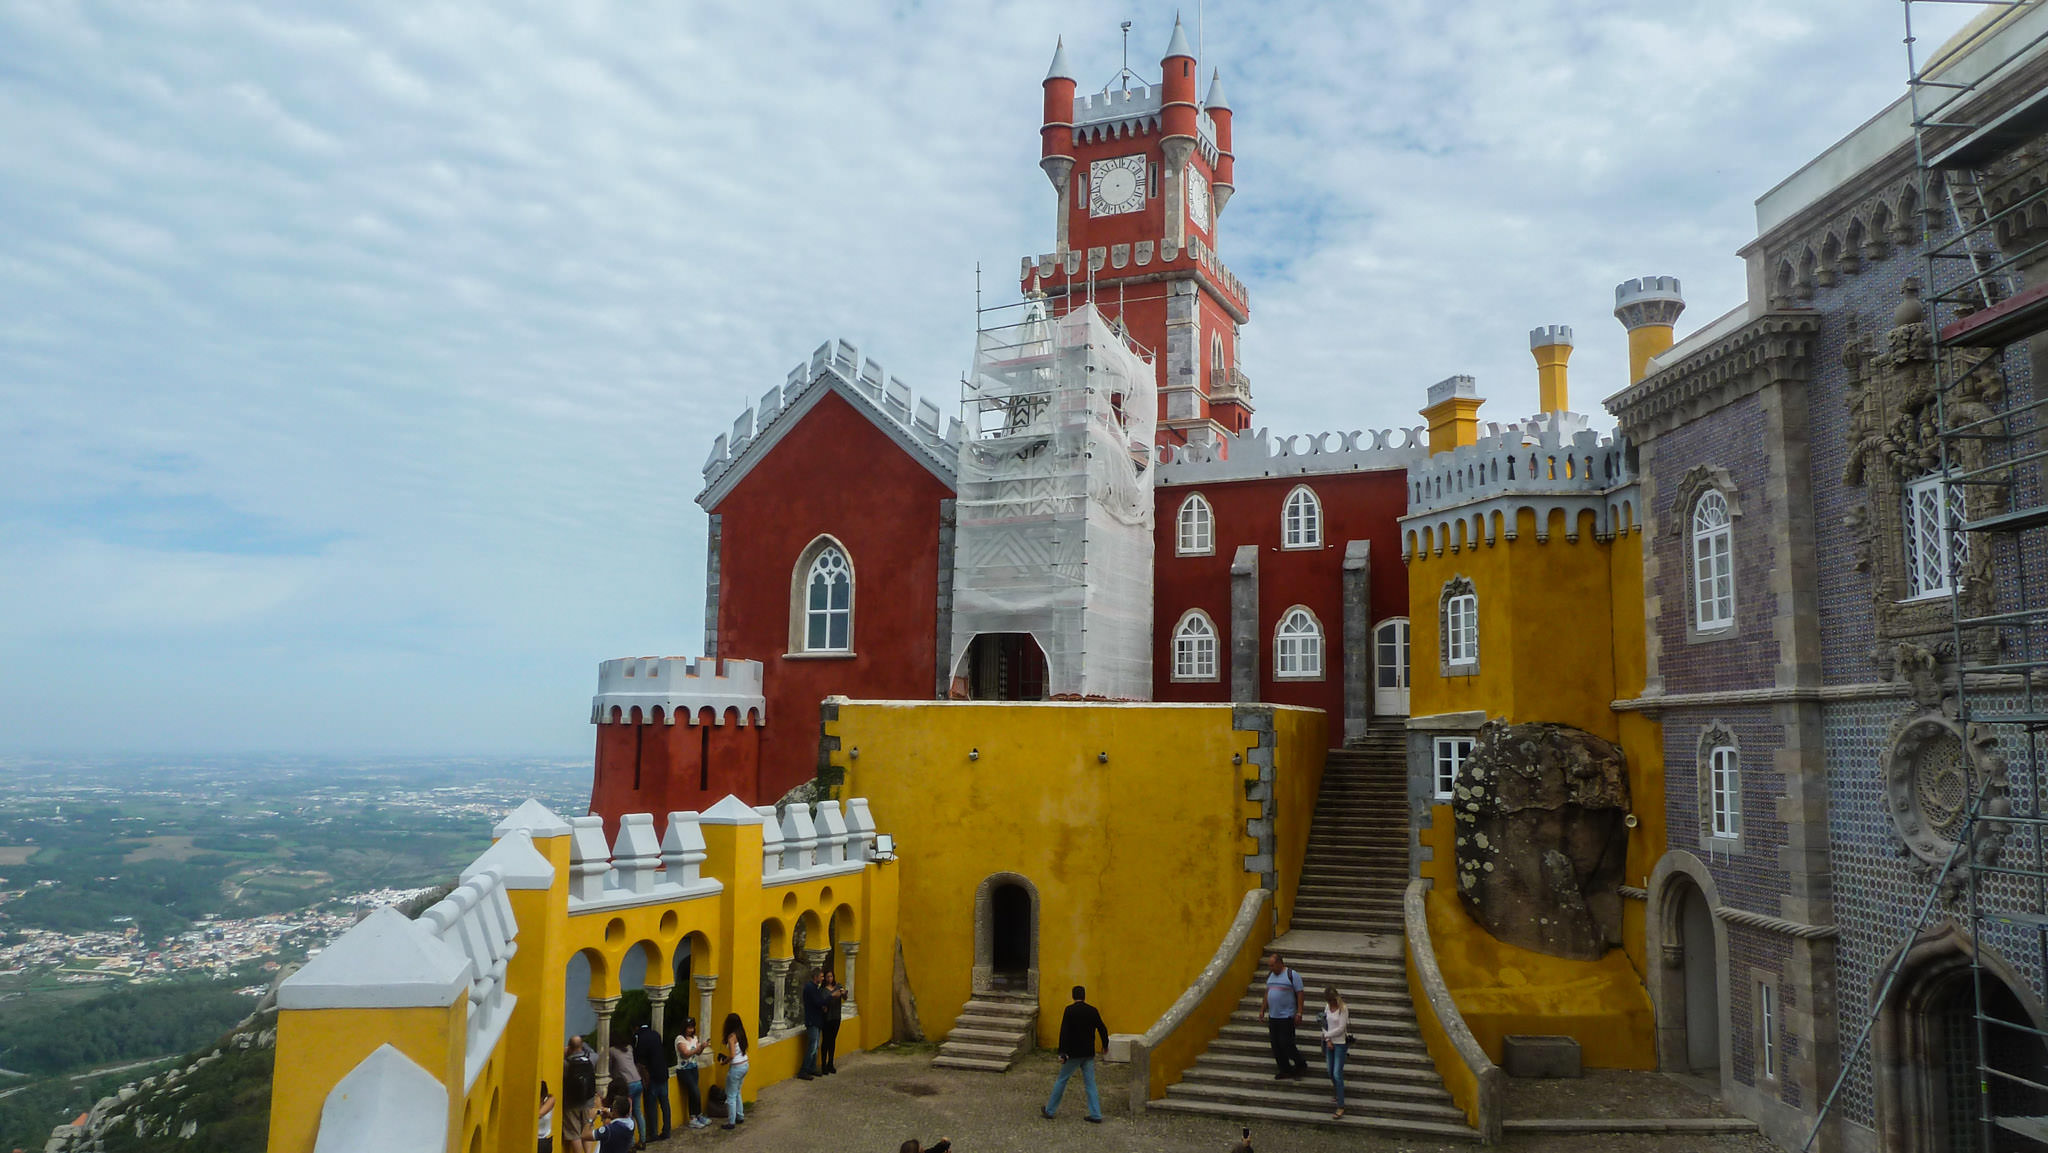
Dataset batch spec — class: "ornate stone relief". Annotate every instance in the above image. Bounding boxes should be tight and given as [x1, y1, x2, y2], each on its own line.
[1666, 464, 1742, 538]
[1841, 281, 2005, 664]
[1881, 644, 2010, 899]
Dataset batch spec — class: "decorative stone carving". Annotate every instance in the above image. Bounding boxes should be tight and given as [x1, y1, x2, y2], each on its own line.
[1841, 282, 2004, 660]
[1454, 721, 1631, 960]
[1881, 645, 2011, 899]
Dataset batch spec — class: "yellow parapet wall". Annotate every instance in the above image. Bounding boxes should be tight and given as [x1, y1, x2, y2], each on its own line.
[1424, 887, 1655, 1070]
[827, 700, 1326, 1054]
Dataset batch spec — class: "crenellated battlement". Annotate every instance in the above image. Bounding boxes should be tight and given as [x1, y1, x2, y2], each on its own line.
[1402, 413, 1640, 555]
[699, 338, 963, 507]
[1156, 423, 1427, 484]
[591, 656, 766, 726]
[1066, 85, 1220, 163]
[1021, 230, 1248, 313]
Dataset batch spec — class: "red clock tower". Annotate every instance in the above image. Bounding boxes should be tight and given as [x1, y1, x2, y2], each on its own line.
[1024, 21, 1252, 449]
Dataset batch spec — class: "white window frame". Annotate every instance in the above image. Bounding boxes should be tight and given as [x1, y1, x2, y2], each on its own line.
[1281, 485, 1322, 550]
[1709, 744, 1741, 840]
[1756, 976, 1778, 1083]
[1172, 610, 1220, 682]
[1692, 490, 1734, 630]
[1274, 606, 1324, 680]
[1902, 473, 1967, 600]
[1445, 593, 1478, 667]
[789, 537, 856, 657]
[1433, 737, 1472, 801]
[1176, 493, 1214, 556]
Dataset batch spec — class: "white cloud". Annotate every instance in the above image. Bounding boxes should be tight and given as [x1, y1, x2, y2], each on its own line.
[0, 0, 1969, 753]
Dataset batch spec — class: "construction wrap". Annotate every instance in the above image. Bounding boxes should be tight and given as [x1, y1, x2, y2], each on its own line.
[948, 301, 1157, 700]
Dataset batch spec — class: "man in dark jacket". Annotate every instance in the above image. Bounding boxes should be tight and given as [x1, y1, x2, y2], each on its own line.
[799, 968, 832, 1079]
[1040, 985, 1109, 1122]
[631, 1022, 671, 1140]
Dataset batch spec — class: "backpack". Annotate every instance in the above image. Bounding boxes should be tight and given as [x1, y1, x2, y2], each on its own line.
[564, 1050, 597, 1105]
[704, 1084, 728, 1119]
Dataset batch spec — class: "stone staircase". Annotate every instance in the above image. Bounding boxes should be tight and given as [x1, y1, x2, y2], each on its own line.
[931, 990, 1037, 1072]
[1151, 732, 1476, 1140]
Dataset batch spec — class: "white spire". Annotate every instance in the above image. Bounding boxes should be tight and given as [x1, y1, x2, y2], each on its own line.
[1046, 37, 1076, 82]
[1164, 16, 1194, 60]
[1204, 68, 1231, 111]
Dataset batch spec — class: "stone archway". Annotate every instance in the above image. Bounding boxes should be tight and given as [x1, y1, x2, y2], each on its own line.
[972, 872, 1040, 996]
[1647, 851, 1730, 1085]
[1874, 921, 2048, 1152]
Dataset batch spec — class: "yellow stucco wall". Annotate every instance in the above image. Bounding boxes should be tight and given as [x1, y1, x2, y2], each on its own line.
[1424, 889, 1655, 1069]
[269, 1001, 469, 1153]
[829, 701, 1325, 1050]
[1405, 518, 1663, 1070]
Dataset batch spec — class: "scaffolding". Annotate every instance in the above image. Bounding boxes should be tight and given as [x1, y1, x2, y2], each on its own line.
[1810, 3, 2048, 1147]
[946, 299, 1158, 700]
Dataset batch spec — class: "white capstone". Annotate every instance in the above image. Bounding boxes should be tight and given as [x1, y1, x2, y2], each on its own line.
[493, 799, 572, 839]
[279, 907, 469, 1011]
[312, 1045, 449, 1153]
[463, 830, 554, 891]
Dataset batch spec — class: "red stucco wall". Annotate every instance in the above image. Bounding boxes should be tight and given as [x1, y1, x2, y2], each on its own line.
[1150, 469, 1411, 718]
[707, 388, 954, 802]
[589, 712, 764, 837]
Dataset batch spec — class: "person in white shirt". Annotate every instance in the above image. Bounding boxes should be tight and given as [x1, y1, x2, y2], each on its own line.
[674, 1017, 711, 1129]
[1320, 986, 1349, 1119]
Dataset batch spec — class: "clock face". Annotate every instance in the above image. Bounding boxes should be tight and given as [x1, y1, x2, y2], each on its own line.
[1186, 165, 1211, 233]
[1089, 154, 1147, 217]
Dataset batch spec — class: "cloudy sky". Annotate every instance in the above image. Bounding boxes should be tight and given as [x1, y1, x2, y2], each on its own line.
[0, 1, 1972, 756]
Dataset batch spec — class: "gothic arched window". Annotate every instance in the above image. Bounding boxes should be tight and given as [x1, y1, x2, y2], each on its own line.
[790, 537, 854, 654]
[1275, 606, 1324, 679]
[1440, 576, 1478, 674]
[1177, 493, 1214, 556]
[1692, 490, 1734, 630]
[1173, 610, 1219, 681]
[1282, 485, 1322, 549]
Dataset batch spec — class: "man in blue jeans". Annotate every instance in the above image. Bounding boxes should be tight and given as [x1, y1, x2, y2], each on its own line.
[1041, 985, 1109, 1122]
[799, 967, 831, 1079]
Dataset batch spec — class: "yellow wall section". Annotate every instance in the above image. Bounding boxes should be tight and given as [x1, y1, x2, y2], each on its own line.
[830, 701, 1325, 1049]
[1423, 397, 1485, 456]
[1627, 323, 1676, 386]
[1424, 889, 1655, 1069]
[269, 1002, 468, 1153]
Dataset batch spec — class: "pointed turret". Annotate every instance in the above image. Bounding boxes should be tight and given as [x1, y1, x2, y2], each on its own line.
[1164, 16, 1194, 61]
[1159, 17, 1200, 183]
[1040, 37, 1078, 203]
[1206, 68, 1235, 216]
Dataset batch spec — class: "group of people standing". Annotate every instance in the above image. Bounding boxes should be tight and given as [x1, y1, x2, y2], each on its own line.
[1257, 952, 1349, 1119]
[546, 964, 848, 1150]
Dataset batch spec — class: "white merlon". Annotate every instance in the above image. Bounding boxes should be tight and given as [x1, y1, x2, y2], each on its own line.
[568, 810, 734, 913]
[591, 657, 765, 727]
[1046, 38, 1076, 83]
[1402, 413, 1638, 548]
[463, 830, 554, 891]
[1157, 425, 1425, 483]
[780, 804, 819, 873]
[698, 794, 763, 825]
[756, 805, 784, 878]
[493, 798, 572, 840]
[279, 906, 471, 1011]
[1530, 325, 1573, 349]
[660, 811, 710, 888]
[609, 814, 664, 895]
[700, 339, 963, 507]
[312, 1045, 449, 1153]
[814, 801, 850, 867]
[415, 871, 520, 1090]
[845, 798, 877, 862]
[568, 816, 612, 903]
[1023, 233, 1246, 304]
[1426, 374, 1480, 406]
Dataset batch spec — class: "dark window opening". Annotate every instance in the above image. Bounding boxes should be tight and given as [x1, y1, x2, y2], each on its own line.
[968, 633, 1048, 700]
[991, 883, 1030, 979]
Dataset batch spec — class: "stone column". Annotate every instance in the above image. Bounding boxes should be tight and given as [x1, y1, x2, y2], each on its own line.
[802, 947, 831, 980]
[693, 973, 718, 1036]
[646, 983, 672, 1034]
[590, 996, 621, 1096]
[840, 941, 860, 1010]
[1230, 545, 1259, 702]
[1341, 540, 1373, 741]
[765, 958, 793, 1032]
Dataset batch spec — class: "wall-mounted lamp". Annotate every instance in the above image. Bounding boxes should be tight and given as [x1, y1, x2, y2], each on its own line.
[1097, 751, 1109, 764]
[850, 747, 860, 760]
[1232, 753, 1243, 766]
[968, 748, 980, 762]
[1623, 813, 1639, 829]
[869, 833, 897, 862]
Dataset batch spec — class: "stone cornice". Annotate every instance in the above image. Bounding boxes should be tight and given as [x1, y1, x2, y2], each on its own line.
[1606, 313, 1822, 442]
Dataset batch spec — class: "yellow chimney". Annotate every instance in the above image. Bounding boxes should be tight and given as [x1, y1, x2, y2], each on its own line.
[1614, 276, 1686, 384]
[1421, 374, 1483, 456]
[1530, 325, 1573, 413]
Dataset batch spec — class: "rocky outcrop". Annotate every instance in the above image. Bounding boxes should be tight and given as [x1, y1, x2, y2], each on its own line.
[1453, 721, 1630, 960]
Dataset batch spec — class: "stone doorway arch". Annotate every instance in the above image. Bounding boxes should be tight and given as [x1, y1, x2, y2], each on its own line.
[1874, 921, 2048, 1152]
[1647, 852, 1729, 1084]
[973, 872, 1039, 996]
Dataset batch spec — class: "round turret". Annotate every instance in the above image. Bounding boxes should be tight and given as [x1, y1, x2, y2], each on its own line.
[1206, 69, 1235, 215]
[1040, 38, 1078, 192]
[1159, 17, 1199, 171]
[1613, 276, 1686, 384]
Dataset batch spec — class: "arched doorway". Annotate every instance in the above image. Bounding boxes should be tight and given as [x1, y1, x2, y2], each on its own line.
[1676, 880, 1720, 1077]
[964, 633, 1048, 700]
[972, 873, 1039, 995]
[1373, 618, 1410, 716]
[1877, 923, 2048, 1152]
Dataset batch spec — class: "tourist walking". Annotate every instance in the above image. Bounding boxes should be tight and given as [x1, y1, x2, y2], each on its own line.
[563, 1037, 598, 1153]
[632, 1020, 671, 1139]
[674, 1017, 710, 1129]
[716, 1012, 750, 1130]
[800, 967, 831, 1079]
[606, 1035, 644, 1150]
[1257, 953, 1308, 1078]
[1319, 986, 1349, 1118]
[821, 968, 848, 1074]
[1040, 985, 1108, 1122]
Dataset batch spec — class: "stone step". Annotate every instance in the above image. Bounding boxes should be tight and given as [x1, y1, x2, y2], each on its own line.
[1165, 1078, 1465, 1121]
[1204, 1035, 1431, 1064]
[1147, 1097, 1480, 1141]
[1193, 1049, 1446, 1086]
[1178, 1063, 1454, 1101]
[961, 998, 1035, 1017]
[946, 1025, 1030, 1047]
[1221, 1010, 1418, 1036]
[937, 1040, 1022, 1061]
[1290, 918, 1404, 935]
[931, 1055, 1012, 1072]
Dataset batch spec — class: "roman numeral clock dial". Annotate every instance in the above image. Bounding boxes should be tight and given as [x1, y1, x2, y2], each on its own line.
[1089, 153, 1147, 217]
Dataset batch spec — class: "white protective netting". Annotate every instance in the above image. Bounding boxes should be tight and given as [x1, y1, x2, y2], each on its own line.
[949, 302, 1157, 699]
